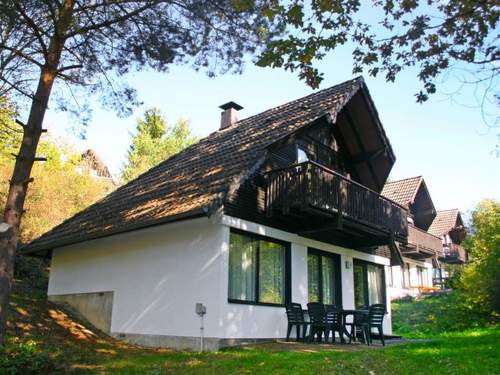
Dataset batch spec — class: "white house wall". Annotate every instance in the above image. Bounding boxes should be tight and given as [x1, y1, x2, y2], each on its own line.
[388, 257, 433, 300]
[220, 215, 393, 337]
[48, 214, 395, 349]
[48, 217, 227, 346]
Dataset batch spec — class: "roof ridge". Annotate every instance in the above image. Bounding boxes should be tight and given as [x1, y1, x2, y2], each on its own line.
[385, 175, 422, 185]
[223, 76, 364, 131]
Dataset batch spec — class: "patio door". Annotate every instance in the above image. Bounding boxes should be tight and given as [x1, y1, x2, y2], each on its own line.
[353, 259, 386, 309]
[307, 248, 342, 306]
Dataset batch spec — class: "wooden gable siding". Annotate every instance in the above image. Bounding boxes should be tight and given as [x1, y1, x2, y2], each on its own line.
[224, 118, 390, 258]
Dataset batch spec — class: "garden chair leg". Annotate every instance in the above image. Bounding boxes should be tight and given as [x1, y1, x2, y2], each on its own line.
[296, 325, 301, 341]
[286, 324, 292, 341]
[378, 326, 385, 346]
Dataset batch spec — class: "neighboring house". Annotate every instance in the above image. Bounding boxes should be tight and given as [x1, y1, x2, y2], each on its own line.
[22, 77, 409, 351]
[428, 209, 468, 289]
[381, 176, 443, 299]
[78, 149, 116, 185]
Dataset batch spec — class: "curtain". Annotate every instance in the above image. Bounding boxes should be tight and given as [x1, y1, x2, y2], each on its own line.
[322, 256, 335, 304]
[308, 254, 320, 302]
[228, 233, 256, 301]
[354, 264, 366, 308]
[367, 264, 384, 305]
[259, 241, 285, 304]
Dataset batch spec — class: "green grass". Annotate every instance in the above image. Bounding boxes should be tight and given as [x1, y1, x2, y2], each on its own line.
[5, 281, 500, 374]
[392, 292, 492, 338]
[98, 327, 500, 375]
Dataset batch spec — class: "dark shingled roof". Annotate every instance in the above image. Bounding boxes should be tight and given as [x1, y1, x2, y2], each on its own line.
[381, 176, 423, 208]
[23, 77, 389, 255]
[428, 209, 461, 237]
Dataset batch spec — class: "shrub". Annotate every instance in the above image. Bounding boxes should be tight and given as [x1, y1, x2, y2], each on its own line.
[0, 341, 54, 374]
[457, 200, 500, 318]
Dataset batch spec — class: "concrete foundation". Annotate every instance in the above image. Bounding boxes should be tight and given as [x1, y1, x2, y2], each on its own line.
[112, 332, 278, 351]
[49, 291, 113, 333]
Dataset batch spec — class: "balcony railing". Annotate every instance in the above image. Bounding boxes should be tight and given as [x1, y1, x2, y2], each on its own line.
[443, 243, 468, 263]
[264, 161, 408, 239]
[405, 224, 444, 258]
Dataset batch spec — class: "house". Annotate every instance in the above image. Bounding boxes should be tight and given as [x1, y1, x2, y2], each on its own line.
[428, 209, 468, 288]
[22, 77, 408, 351]
[381, 176, 443, 299]
[78, 149, 116, 185]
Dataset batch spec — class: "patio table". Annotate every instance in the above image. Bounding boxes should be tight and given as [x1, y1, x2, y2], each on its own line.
[338, 309, 369, 343]
[301, 308, 368, 344]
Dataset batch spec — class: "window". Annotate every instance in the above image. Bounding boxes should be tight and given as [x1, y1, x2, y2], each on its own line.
[297, 146, 309, 163]
[417, 266, 427, 287]
[402, 263, 411, 288]
[307, 249, 342, 305]
[387, 266, 393, 287]
[353, 260, 386, 309]
[228, 230, 290, 306]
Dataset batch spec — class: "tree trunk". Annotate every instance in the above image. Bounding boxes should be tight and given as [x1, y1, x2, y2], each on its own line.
[0, 0, 75, 346]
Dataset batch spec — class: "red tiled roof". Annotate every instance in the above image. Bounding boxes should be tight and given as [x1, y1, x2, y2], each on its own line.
[428, 209, 461, 237]
[381, 176, 422, 208]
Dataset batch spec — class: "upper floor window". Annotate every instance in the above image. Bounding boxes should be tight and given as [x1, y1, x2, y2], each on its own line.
[228, 230, 290, 306]
[297, 146, 309, 163]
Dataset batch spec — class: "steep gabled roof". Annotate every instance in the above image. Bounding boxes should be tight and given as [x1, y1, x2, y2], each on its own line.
[381, 176, 423, 208]
[428, 209, 462, 237]
[23, 77, 395, 256]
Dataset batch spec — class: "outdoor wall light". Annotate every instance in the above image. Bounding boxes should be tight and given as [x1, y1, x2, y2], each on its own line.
[345, 260, 352, 269]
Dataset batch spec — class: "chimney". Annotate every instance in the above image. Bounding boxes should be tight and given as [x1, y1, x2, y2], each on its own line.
[219, 101, 243, 130]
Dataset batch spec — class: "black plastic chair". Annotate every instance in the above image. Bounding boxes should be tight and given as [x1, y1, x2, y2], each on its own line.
[324, 305, 343, 343]
[366, 304, 386, 346]
[346, 310, 369, 344]
[285, 303, 309, 341]
[307, 303, 327, 342]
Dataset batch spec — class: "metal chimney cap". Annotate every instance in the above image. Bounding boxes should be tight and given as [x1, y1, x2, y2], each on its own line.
[219, 101, 243, 111]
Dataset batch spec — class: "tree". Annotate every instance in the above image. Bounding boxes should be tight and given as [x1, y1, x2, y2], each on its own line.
[458, 200, 500, 316]
[122, 108, 197, 183]
[0, 0, 278, 345]
[257, 0, 499, 114]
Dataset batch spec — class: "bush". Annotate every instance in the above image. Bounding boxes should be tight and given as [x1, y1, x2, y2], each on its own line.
[14, 255, 48, 291]
[457, 200, 500, 318]
[392, 292, 491, 338]
[0, 341, 54, 375]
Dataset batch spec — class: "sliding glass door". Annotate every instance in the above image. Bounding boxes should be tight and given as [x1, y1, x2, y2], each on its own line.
[307, 249, 342, 306]
[353, 259, 386, 309]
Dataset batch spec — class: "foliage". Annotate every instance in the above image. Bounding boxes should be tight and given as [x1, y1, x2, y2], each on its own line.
[122, 107, 198, 183]
[0, 1, 279, 126]
[457, 199, 500, 316]
[0, 138, 114, 245]
[0, 340, 54, 375]
[257, 0, 498, 106]
[392, 292, 491, 338]
[6, 280, 500, 374]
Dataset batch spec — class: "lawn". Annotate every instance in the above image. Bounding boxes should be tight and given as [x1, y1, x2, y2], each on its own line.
[3, 282, 500, 374]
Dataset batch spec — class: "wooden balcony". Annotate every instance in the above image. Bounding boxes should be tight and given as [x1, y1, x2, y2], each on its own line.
[442, 243, 468, 264]
[402, 224, 444, 259]
[264, 161, 408, 247]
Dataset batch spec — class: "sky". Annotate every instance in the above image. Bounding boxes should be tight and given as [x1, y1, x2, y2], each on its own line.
[43, 45, 500, 216]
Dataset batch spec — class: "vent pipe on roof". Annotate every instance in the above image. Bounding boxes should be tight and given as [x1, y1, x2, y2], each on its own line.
[219, 101, 243, 130]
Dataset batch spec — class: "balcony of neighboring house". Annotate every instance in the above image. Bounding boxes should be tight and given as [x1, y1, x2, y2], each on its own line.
[264, 161, 408, 249]
[401, 224, 444, 260]
[442, 243, 468, 264]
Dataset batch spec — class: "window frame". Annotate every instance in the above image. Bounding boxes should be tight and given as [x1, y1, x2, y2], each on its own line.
[353, 259, 387, 310]
[307, 248, 343, 307]
[417, 265, 427, 287]
[227, 229, 291, 307]
[402, 263, 411, 289]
